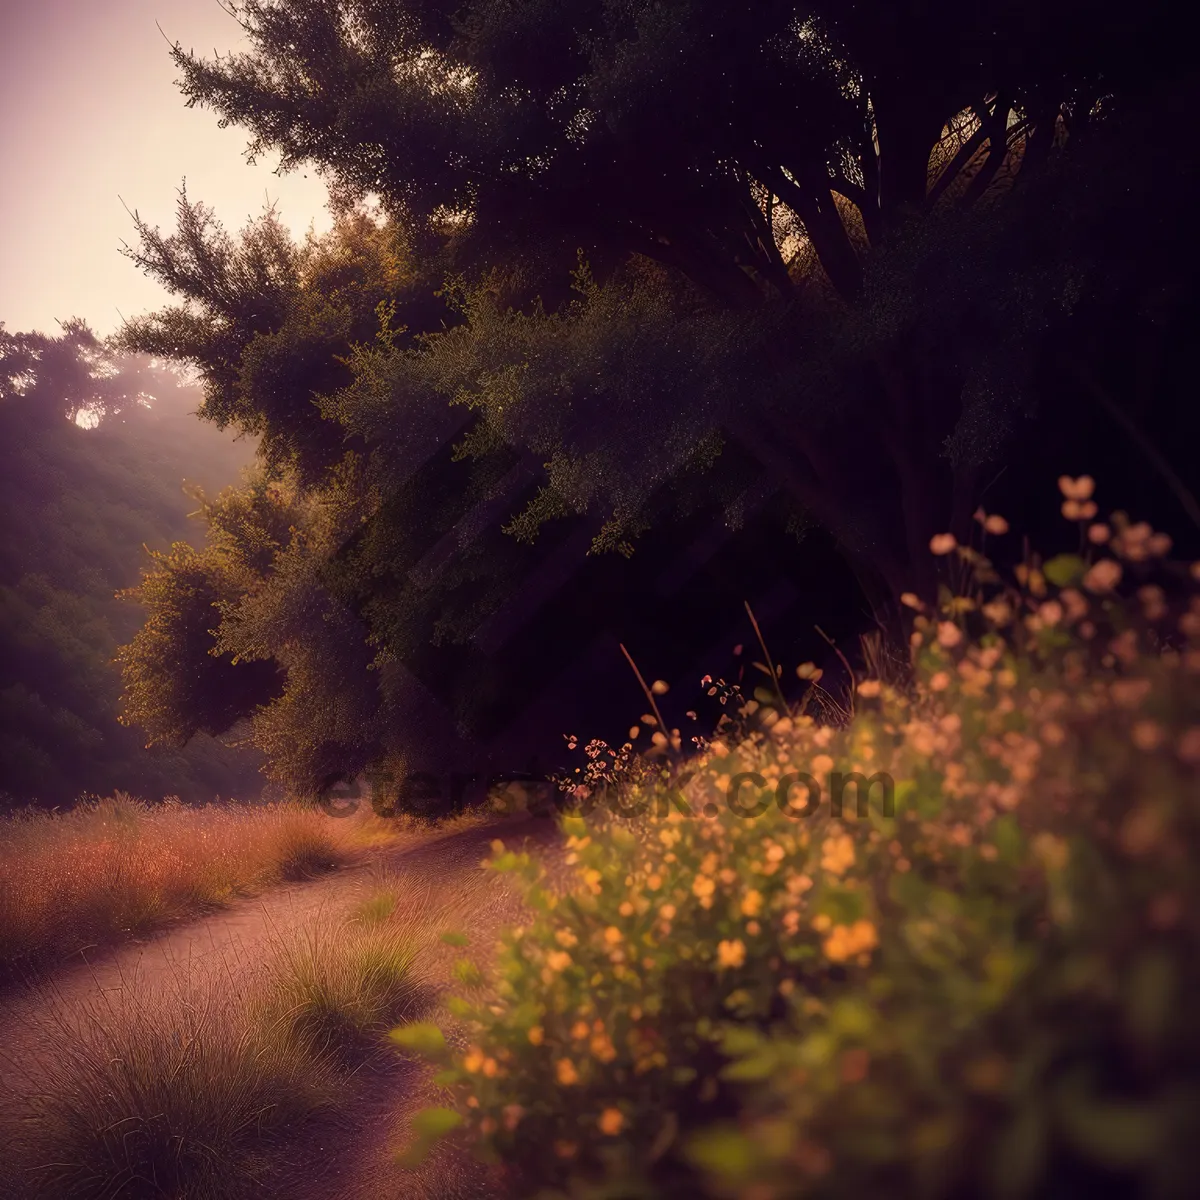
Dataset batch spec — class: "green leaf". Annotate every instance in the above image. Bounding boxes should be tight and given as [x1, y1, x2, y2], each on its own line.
[389, 1022, 448, 1057]
[684, 1124, 755, 1181]
[395, 1107, 464, 1169]
[411, 1106, 464, 1138]
[1043, 553, 1086, 587]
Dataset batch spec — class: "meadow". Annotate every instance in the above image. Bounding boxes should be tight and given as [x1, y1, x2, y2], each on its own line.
[0, 795, 397, 977]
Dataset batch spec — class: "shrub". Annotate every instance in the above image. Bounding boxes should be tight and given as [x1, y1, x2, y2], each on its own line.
[414, 481, 1200, 1198]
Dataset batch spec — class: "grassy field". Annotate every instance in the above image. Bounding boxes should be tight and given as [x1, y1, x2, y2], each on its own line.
[0, 793, 399, 977]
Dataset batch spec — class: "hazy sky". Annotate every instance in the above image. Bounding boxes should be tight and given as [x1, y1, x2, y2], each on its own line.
[0, 0, 333, 337]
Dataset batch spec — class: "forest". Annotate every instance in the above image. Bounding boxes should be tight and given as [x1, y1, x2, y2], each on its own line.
[2, 1, 1199, 1198]
[0, 321, 260, 807]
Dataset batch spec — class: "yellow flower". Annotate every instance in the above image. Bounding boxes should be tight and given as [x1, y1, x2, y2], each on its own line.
[546, 950, 571, 972]
[741, 889, 763, 917]
[554, 929, 578, 948]
[660, 903, 677, 921]
[717, 939, 746, 969]
[618, 901, 635, 917]
[589, 1032, 617, 1062]
[820, 833, 856, 876]
[603, 925, 623, 946]
[463, 1049, 485, 1073]
[527, 1025, 544, 1046]
[598, 1107, 625, 1135]
[823, 919, 879, 962]
[693, 875, 716, 900]
[556, 1058, 580, 1085]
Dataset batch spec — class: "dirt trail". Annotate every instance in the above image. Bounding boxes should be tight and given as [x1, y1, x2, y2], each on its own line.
[0, 812, 562, 1199]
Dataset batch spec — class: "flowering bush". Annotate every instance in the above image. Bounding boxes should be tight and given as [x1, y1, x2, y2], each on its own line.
[408, 478, 1200, 1198]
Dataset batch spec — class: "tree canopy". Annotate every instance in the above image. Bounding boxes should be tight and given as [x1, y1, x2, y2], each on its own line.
[113, 0, 1200, 796]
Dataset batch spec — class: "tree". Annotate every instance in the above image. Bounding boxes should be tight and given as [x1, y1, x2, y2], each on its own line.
[163, 0, 1191, 606]
[0, 323, 262, 808]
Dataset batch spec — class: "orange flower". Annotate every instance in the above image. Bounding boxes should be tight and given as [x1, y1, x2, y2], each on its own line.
[1058, 474, 1095, 501]
[717, 938, 747, 968]
[556, 1058, 580, 1086]
[929, 533, 957, 555]
[598, 1108, 625, 1135]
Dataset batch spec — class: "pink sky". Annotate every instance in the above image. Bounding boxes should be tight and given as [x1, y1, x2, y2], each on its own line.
[0, 0, 332, 337]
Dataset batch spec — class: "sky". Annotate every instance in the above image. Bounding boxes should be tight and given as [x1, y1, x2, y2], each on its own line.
[0, 0, 333, 338]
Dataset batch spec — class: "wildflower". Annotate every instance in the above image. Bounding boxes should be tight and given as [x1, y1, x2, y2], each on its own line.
[929, 670, 951, 692]
[651, 679, 669, 694]
[857, 679, 882, 697]
[646, 873, 663, 891]
[1088, 522, 1111, 544]
[555, 929, 578, 948]
[546, 950, 571, 973]
[1082, 559, 1122, 594]
[604, 925, 623, 946]
[1062, 499, 1098, 521]
[823, 919, 879, 962]
[820, 833, 856, 876]
[660, 903, 677, 921]
[982, 597, 1013, 626]
[598, 1108, 625, 1135]
[556, 1058, 580, 1085]
[1132, 720, 1164, 751]
[900, 591, 923, 609]
[741, 889, 763, 917]
[766, 843, 786, 863]
[930, 533, 957, 555]
[1037, 600, 1063, 627]
[590, 1032, 617, 1062]
[618, 901, 635, 917]
[811, 754, 834, 774]
[693, 876, 716, 902]
[717, 939, 747, 969]
[527, 1025, 545, 1045]
[571, 1020, 590, 1040]
[1058, 475, 1095, 501]
[463, 1049, 485, 1073]
[937, 622, 963, 648]
[983, 514, 1009, 535]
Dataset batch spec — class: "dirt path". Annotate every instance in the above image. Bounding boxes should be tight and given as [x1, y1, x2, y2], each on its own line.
[0, 812, 562, 1199]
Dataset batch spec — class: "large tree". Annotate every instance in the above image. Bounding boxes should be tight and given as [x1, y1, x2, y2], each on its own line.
[159, 0, 1190, 606]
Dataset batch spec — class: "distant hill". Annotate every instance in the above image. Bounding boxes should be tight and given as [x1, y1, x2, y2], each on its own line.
[0, 322, 263, 808]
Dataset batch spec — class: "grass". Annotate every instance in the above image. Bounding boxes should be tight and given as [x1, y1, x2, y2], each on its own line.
[259, 916, 428, 1058]
[4, 964, 344, 1200]
[0, 793, 399, 977]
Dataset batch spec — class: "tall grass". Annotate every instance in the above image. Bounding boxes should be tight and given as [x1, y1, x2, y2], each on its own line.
[4, 964, 344, 1200]
[0, 793, 388, 976]
[259, 916, 429, 1057]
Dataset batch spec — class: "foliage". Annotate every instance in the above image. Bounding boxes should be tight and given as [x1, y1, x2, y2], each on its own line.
[413, 480, 1200, 1198]
[160, 0, 1194, 600]
[0, 322, 260, 808]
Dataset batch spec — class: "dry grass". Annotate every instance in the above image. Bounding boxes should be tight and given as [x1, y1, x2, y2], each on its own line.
[0, 793, 399, 976]
[260, 916, 428, 1058]
[3, 962, 345, 1200]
